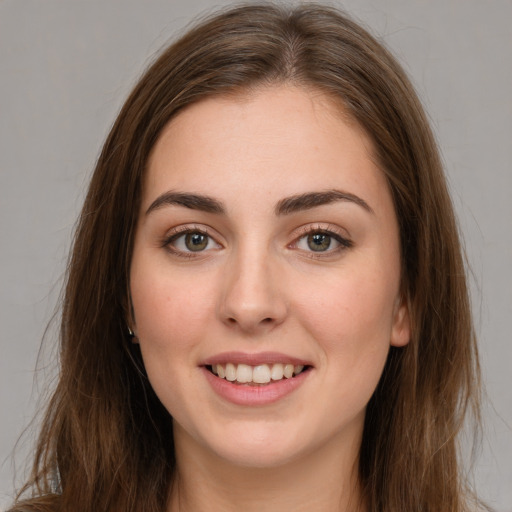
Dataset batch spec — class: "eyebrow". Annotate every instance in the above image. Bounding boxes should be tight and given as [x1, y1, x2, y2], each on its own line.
[145, 189, 373, 216]
[146, 191, 225, 215]
[275, 190, 374, 216]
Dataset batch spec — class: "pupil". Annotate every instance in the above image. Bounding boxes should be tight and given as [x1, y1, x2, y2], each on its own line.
[308, 233, 331, 251]
[185, 233, 208, 251]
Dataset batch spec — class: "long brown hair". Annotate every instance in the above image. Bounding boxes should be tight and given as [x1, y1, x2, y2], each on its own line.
[11, 4, 483, 511]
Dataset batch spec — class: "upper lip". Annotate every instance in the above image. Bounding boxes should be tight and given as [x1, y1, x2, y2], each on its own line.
[201, 351, 312, 367]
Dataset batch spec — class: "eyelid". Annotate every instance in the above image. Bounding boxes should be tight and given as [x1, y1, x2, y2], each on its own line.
[288, 223, 353, 256]
[161, 224, 223, 257]
[160, 222, 352, 259]
[293, 222, 350, 239]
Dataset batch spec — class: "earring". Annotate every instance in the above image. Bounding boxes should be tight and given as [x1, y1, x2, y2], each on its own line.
[127, 326, 135, 338]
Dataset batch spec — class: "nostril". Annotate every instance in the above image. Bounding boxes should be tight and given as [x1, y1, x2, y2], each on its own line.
[226, 317, 273, 325]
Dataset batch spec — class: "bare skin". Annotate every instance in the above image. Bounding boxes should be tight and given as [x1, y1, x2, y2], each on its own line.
[130, 85, 410, 511]
[168, 421, 363, 512]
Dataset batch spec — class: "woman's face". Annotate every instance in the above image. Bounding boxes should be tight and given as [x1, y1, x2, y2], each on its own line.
[130, 85, 410, 468]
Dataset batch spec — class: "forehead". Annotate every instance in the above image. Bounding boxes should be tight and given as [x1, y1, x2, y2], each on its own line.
[143, 85, 387, 213]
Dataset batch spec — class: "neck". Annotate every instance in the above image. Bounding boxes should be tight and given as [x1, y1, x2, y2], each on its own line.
[168, 424, 365, 512]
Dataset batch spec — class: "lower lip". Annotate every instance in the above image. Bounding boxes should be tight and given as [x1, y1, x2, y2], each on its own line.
[202, 367, 310, 406]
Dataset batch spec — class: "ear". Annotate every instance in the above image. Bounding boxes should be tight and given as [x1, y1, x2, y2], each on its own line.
[126, 288, 139, 343]
[390, 295, 411, 347]
[126, 324, 139, 343]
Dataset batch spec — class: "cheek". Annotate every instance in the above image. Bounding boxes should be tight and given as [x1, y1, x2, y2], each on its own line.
[300, 274, 397, 343]
[300, 275, 395, 421]
[295, 258, 398, 378]
[130, 263, 218, 416]
[130, 259, 216, 356]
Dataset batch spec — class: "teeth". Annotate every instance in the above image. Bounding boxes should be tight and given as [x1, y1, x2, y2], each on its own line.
[225, 363, 236, 382]
[253, 365, 271, 384]
[236, 364, 252, 383]
[270, 363, 284, 380]
[283, 364, 294, 379]
[211, 362, 306, 384]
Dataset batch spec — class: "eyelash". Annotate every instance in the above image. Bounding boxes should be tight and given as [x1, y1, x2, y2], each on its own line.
[161, 224, 352, 259]
[162, 225, 220, 259]
[290, 224, 353, 259]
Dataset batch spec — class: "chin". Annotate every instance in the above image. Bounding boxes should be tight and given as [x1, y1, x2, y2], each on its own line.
[214, 442, 305, 469]
[197, 421, 321, 469]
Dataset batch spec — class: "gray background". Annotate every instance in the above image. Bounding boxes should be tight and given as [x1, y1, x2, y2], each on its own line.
[0, 0, 510, 510]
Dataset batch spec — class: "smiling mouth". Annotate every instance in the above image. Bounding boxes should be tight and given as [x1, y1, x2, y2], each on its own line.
[206, 363, 311, 385]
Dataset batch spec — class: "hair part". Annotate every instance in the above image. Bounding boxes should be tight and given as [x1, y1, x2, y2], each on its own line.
[11, 4, 483, 511]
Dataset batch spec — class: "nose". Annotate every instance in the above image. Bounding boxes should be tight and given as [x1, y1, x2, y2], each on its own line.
[218, 246, 287, 334]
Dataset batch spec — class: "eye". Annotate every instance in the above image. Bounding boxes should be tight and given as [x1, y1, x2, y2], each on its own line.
[182, 232, 209, 251]
[303, 232, 334, 252]
[164, 228, 221, 255]
[293, 227, 352, 255]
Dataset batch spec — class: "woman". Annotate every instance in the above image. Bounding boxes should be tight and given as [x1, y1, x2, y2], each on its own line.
[10, 4, 484, 511]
